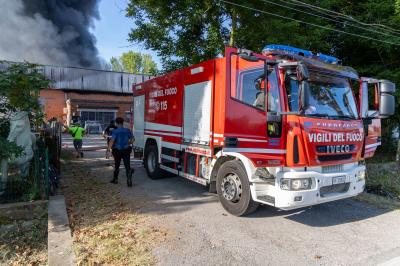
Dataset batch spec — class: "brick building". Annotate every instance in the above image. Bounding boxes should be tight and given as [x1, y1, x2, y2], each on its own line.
[40, 89, 134, 127]
[37, 65, 152, 129]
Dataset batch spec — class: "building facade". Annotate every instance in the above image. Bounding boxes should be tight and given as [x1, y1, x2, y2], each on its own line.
[36, 65, 152, 129]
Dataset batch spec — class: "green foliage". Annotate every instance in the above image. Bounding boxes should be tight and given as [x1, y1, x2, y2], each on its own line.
[0, 138, 23, 161]
[0, 62, 49, 112]
[126, 0, 228, 72]
[0, 62, 49, 160]
[110, 57, 124, 72]
[109, 51, 158, 75]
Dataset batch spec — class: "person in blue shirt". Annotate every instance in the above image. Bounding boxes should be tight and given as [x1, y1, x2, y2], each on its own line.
[106, 117, 134, 187]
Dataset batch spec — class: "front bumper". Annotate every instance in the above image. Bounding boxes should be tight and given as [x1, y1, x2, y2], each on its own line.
[251, 164, 366, 210]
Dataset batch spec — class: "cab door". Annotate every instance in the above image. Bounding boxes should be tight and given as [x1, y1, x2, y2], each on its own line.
[224, 49, 285, 165]
[360, 78, 381, 158]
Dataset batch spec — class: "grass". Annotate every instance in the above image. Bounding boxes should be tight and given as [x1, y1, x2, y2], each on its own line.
[366, 161, 400, 198]
[361, 151, 400, 209]
[0, 204, 48, 265]
[62, 155, 166, 266]
[356, 192, 400, 210]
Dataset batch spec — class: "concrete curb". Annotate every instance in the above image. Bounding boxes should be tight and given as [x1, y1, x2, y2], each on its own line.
[0, 200, 48, 210]
[48, 195, 75, 266]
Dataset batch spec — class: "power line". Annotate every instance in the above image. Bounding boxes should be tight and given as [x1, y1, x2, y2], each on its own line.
[260, 0, 400, 38]
[220, 0, 400, 46]
[287, 0, 400, 34]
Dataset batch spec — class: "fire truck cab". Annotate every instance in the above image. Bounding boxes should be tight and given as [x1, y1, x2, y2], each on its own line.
[132, 45, 396, 216]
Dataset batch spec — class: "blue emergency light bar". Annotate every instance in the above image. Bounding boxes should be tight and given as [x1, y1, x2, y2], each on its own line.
[263, 44, 340, 64]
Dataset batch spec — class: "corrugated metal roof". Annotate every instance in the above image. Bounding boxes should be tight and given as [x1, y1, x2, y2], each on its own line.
[0, 61, 153, 94]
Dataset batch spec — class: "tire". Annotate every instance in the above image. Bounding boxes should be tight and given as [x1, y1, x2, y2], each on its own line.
[144, 144, 165, 179]
[216, 160, 259, 216]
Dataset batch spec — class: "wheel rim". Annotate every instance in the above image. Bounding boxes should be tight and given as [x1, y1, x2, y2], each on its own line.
[221, 173, 242, 203]
[147, 151, 156, 173]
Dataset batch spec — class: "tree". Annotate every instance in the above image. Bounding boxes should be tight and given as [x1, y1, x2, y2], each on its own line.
[0, 62, 49, 160]
[125, 0, 332, 72]
[109, 51, 157, 75]
[126, 0, 230, 72]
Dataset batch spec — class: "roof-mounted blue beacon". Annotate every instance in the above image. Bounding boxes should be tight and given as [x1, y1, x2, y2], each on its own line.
[262, 44, 340, 64]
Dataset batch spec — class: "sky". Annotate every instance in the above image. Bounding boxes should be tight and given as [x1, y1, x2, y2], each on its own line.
[92, 0, 161, 67]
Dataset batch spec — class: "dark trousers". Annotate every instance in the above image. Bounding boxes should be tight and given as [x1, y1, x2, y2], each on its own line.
[112, 147, 132, 178]
[73, 139, 82, 151]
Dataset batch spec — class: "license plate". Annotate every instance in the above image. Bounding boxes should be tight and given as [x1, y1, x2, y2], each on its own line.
[332, 176, 346, 185]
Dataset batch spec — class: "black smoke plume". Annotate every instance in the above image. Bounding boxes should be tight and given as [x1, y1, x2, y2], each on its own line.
[0, 0, 101, 67]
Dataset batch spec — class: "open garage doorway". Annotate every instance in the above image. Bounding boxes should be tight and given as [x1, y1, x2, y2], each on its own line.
[79, 109, 117, 133]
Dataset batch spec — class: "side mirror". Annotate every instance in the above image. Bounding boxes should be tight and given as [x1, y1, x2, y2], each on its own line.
[379, 80, 396, 118]
[296, 63, 309, 81]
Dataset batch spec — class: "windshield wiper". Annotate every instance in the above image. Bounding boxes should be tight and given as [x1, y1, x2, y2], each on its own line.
[330, 115, 354, 120]
[305, 114, 355, 120]
[305, 113, 330, 119]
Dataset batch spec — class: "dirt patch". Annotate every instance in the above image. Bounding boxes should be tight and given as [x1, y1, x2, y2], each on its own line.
[0, 203, 48, 265]
[62, 156, 167, 265]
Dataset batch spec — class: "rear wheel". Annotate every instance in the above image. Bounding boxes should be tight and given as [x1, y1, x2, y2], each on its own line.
[216, 160, 259, 216]
[144, 144, 164, 179]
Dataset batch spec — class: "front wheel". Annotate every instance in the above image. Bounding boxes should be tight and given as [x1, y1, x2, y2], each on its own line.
[144, 144, 164, 179]
[216, 160, 259, 216]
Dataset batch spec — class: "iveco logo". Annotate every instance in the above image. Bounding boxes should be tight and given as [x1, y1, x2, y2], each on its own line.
[317, 144, 355, 154]
[327, 145, 350, 153]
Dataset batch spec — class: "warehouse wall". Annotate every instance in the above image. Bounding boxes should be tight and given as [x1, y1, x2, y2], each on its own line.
[40, 89, 133, 127]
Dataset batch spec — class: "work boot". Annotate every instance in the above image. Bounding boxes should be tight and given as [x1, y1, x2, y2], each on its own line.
[110, 171, 119, 184]
[126, 169, 134, 187]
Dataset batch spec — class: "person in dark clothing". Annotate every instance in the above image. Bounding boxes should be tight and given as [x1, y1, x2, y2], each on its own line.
[103, 120, 117, 146]
[106, 117, 134, 187]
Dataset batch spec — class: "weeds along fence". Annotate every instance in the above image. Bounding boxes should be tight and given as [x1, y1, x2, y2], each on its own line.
[0, 122, 62, 203]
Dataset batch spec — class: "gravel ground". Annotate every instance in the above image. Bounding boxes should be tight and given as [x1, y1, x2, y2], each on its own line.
[72, 149, 400, 266]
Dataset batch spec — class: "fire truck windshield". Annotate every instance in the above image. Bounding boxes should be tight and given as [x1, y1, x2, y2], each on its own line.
[285, 73, 359, 120]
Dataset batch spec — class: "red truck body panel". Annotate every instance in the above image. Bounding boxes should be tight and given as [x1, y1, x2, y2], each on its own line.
[132, 47, 382, 169]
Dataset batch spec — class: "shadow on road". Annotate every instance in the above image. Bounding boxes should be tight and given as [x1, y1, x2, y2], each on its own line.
[245, 198, 389, 227]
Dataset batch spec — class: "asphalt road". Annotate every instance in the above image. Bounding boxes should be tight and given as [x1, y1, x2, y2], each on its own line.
[62, 133, 107, 150]
[71, 149, 400, 266]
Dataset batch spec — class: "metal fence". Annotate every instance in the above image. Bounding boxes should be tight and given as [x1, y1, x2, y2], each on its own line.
[0, 122, 61, 203]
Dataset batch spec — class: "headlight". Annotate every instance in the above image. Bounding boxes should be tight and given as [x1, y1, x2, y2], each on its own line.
[281, 179, 291, 190]
[280, 178, 312, 191]
[357, 170, 366, 181]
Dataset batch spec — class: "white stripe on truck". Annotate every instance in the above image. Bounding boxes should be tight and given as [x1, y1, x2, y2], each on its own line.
[145, 122, 182, 133]
[365, 142, 381, 149]
[145, 130, 181, 137]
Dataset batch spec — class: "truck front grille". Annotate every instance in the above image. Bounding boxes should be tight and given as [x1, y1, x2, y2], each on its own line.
[322, 164, 343, 173]
[318, 154, 352, 162]
[320, 183, 350, 197]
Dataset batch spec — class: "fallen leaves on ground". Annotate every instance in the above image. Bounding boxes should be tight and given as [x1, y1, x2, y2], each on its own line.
[0, 205, 48, 265]
[62, 154, 166, 266]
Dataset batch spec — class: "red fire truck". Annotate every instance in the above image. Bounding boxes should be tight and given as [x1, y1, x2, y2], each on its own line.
[132, 45, 395, 216]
